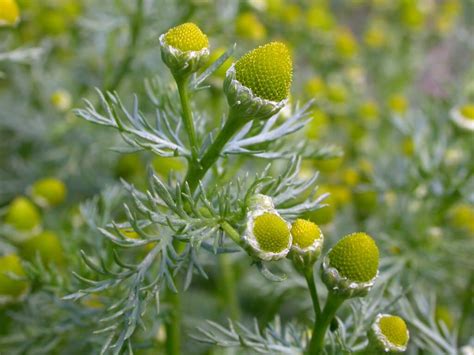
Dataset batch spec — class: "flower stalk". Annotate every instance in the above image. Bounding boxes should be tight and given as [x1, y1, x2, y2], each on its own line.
[307, 291, 345, 354]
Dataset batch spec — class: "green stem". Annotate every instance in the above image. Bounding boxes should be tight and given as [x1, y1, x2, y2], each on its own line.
[304, 268, 321, 321]
[220, 221, 241, 245]
[176, 76, 199, 161]
[165, 288, 181, 355]
[185, 110, 244, 192]
[218, 254, 240, 320]
[105, 0, 144, 91]
[307, 292, 345, 354]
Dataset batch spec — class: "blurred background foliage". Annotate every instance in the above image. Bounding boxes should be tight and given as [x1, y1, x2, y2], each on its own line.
[0, 0, 473, 354]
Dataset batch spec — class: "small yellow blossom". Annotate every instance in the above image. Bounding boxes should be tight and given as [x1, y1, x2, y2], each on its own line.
[0, 0, 20, 27]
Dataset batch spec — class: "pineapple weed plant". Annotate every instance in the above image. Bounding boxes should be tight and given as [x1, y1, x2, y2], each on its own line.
[0, 1, 473, 355]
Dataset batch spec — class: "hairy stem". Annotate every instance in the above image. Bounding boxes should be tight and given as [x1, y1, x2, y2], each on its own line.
[307, 292, 345, 354]
[305, 267, 322, 321]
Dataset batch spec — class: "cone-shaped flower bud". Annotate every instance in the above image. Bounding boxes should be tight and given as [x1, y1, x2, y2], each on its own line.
[322, 232, 379, 298]
[0, 254, 29, 305]
[160, 23, 209, 77]
[450, 103, 474, 132]
[289, 219, 324, 271]
[243, 195, 292, 261]
[0, 0, 20, 27]
[224, 42, 292, 121]
[367, 314, 409, 353]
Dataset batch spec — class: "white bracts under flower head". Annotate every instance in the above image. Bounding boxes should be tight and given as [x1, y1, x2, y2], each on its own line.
[242, 194, 292, 261]
[289, 219, 324, 271]
[321, 255, 378, 298]
[368, 314, 410, 353]
[159, 24, 209, 77]
[224, 65, 287, 121]
[450, 105, 474, 132]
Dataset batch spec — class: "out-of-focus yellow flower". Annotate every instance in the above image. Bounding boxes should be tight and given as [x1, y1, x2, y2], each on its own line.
[364, 21, 388, 48]
[388, 94, 408, 115]
[266, 0, 284, 16]
[334, 27, 358, 59]
[50, 90, 72, 112]
[31, 177, 67, 208]
[343, 168, 360, 187]
[279, 3, 301, 25]
[0, 0, 20, 26]
[41, 9, 68, 35]
[359, 100, 379, 123]
[314, 155, 344, 173]
[0, 254, 29, 305]
[434, 0, 460, 33]
[448, 203, 474, 235]
[235, 12, 266, 41]
[305, 76, 326, 98]
[326, 82, 348, 104]
[400, 1, 425, 30]
[450, 103, 474, 131]
[20, 230, 65, 266]
[401, 137, 414, 156]
[330, 185, 352, 206]
[5, 197, 41, 233]
[306, 5, 335, 32]
[306, 109, 329, 140]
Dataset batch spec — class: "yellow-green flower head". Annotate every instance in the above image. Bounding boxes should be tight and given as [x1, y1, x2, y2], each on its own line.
[243, 196, 292, 261]
[224, 42, 292, 121]
[31, 177, 67, 208]
[291, 219, 323, 249]
[4, 197, 41, 233]
[329, 232, 379, 282]
[50, 89, 72, 112]
[160, 23, 209, 77]
[289, 219, 324, 271]
[322, 232, 379, 298]
[388, 94, 408, 115]
[20, 231, 65, 266]
[369, 314, 409, 353]
[450, 103, 474, 132]
[0, 254, 29, 305]
[234, 42, 292, 102]
[0, 0, 20, 27]
[164, 22, 209, 52]
[253, 213, 290, 252]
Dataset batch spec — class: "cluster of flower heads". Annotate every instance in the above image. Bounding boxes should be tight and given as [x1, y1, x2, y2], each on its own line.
[161, 22, 292, 121]
[157, 22, 411, 353]
[0, 178, 67, 305]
